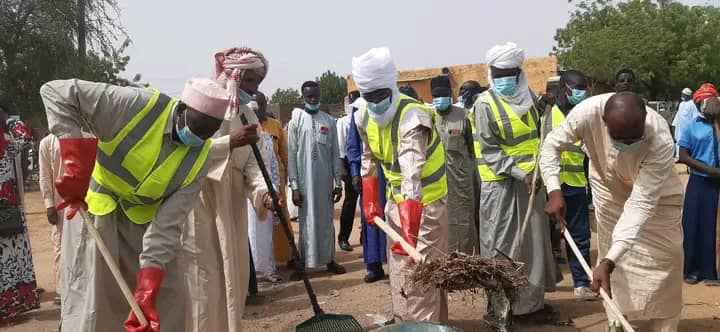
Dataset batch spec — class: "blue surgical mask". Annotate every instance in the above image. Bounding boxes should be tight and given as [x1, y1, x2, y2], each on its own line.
[567, 89, 587, 105]
[458, 95, 465, 105]
[612, 139, 643, 152]
[433, 97, 452, 111]
[305, 103, 320, 113]
[493, 76, 518, 97]
[367, 96, 392, 115]
[176, 111, 206, 147]
[237, 88, 252, 105]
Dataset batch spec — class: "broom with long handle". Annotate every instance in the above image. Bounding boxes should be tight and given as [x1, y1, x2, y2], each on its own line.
[514, 104, 549, 259]
[562, 229, 635, 332]
[78, 209, 148, 326]
[236, 111, 362, 332]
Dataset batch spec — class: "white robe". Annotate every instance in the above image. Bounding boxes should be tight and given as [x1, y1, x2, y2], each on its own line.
[183, 106, 269, 332]
[540, 93, 684, 324]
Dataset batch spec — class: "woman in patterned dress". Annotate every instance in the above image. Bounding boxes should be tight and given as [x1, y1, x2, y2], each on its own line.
[0, 115, 39, 323]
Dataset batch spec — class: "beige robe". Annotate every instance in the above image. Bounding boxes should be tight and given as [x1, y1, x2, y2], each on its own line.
[540, 93, 684, 325]
[355, 94, 449, 322]
[183, 107, 268, 332]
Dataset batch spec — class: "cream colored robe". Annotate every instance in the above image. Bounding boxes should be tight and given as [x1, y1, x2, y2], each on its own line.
[540, 93, 684, 326]
[183, 106, 269, 332]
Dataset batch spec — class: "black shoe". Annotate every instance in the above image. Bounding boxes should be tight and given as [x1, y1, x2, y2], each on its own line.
[684, 277, 700, 285]
[339, 240, 353, 252]
[363, 270, 385, 283]
[326, 261, 346, 274]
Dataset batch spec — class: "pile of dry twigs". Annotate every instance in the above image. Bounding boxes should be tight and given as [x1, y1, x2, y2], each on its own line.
[408, 252, 527, 293]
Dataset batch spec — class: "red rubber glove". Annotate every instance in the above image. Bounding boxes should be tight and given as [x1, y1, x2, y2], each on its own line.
[124, 267, 164, 332]
[55, 138, 98, 219]
[362, 177, 383, 226]
[391, 199, 423, 264]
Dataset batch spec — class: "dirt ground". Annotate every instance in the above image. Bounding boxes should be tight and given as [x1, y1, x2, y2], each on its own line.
[4, 166, 720, 332]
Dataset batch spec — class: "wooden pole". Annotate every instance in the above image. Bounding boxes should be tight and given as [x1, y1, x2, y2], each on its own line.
[78, 209, 148, 326]
[372, 216, 425, 262]
[562, 230, 635, 332]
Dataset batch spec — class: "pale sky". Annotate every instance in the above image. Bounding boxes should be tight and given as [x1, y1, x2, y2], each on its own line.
[120, 0, 718, 97]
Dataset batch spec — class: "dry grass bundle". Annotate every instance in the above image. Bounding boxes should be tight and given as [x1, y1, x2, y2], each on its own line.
[408, 252, 527, 293]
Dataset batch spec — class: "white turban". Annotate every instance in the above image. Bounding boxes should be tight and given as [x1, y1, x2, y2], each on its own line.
[682, 88, 693, 96]
[352, 47, 398, 93]
[485, 42, 534, 108]
[486, 42, 525, 69]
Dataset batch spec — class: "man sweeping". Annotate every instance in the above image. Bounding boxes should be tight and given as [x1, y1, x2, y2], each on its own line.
[40, 77, 229, 331]
[471, 42, 557, 328]
[430, 75, 478, 253]
[542, 91, 684, 331]
[183, 47, 274, 332]
[352, 47, 449, 322]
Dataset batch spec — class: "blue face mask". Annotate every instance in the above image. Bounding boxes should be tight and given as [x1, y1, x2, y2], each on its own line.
[237, 88, 252, 105]
[458, 95, 465, 105]
[612, 139, 643, 152]
[305, 103, 320, 113]
[493, 76, 518, 97]
[367, 96, 392, 115]
[176, 111, 206, 148]
[433, 97, 452, 111]
[567, 89, 587, 105]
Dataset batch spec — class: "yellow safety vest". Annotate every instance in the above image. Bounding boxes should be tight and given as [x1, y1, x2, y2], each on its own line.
[471, 90, 540, 182]
[362, 94, 448, 204]
[85, 89, 211, 224]
[546, 106, 587, 188]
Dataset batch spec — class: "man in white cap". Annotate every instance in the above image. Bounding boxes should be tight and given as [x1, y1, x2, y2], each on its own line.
[183, 47, 275, 332]
[672, 87, 697, 157]
[470, 42, 557, 329]
[352, 47, 449, 322]
[39, 77, 233, 331]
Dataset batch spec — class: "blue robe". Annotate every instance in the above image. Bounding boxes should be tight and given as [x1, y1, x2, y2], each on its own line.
[347, 108, 387, 269]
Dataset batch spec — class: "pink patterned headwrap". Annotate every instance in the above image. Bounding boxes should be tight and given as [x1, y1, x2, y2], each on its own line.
[214, 47, 268, 120]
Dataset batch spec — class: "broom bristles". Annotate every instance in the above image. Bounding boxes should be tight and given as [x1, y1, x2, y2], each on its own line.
[408, 252, 528, 293]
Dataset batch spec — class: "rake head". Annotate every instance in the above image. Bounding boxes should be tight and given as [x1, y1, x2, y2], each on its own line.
[296, 313, 363, 332]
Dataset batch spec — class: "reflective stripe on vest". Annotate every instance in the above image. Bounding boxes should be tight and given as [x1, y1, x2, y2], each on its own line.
[362, 94, 448, 204]
[472, 90, 540, 181]
[546, 106, 587, 188]
[85, 89, 211, 224]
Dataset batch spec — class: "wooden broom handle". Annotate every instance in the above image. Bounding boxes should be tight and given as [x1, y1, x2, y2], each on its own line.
[373, 216, 425, 262]
[562, 229, 635, 332]
[79, 210, 148, 326]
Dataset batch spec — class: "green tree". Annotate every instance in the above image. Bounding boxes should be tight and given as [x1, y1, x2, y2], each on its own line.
[315, 70, 347, 104]
[0, 0, 137, 127]
[270, 88, 302, 104]
[554, 0, 720, 100]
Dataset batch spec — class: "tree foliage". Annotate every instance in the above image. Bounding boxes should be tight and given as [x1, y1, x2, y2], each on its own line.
[554, 0, 720, 100]
[270, 88, 302, 104]
[0, 0, 138, 128]
[315, 70, 347, 104]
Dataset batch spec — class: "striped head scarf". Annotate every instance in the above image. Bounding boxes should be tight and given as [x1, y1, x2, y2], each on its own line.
[214, 47, 269, 120]
[693, 83, 719, 104]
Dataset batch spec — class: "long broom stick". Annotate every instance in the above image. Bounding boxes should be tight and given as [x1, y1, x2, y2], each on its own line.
[78, 209, 148, 326]
[562, 229, 634, 332]
[514, 105, 549, 259]
[372, 216, 424, 262]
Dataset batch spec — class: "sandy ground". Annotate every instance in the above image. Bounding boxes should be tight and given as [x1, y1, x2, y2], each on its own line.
[4, 166, 720, 331]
